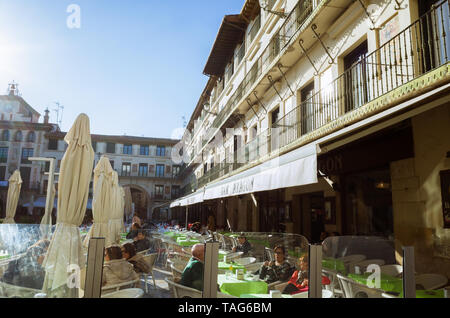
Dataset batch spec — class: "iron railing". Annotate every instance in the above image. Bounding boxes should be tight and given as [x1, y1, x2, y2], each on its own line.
[197, 0, 450, 188]
[202, 0, 315, 148]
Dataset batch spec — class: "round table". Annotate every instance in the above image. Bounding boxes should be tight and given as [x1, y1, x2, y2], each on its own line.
[101, 288, 144, 298]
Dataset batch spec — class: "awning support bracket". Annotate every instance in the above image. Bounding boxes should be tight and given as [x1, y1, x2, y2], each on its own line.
[246, 98, 261, 120]
[299, 39, 319, 75]
[277, 63, 295, 96]
[311, 24, 335, 64]
[253, 91, 268, 114]
[356, 0, 379, 30]
[267, 75, 283, 101]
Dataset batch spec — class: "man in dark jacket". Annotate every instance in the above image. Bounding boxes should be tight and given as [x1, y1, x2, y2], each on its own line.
[180, 244, 204, 291]
[133, 230, 151, 253]
[232, 234, 252, 256]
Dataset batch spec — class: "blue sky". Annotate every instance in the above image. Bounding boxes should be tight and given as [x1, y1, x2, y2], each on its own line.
[0, 0, 244, 138]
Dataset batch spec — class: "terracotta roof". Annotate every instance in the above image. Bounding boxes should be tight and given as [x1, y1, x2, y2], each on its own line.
[45, 131, 180, 145]
[240, 0, 261, 22]
[203, 15, 248, 77]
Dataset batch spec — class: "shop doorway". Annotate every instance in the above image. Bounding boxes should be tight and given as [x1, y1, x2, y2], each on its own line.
[343, 167, 393, 238]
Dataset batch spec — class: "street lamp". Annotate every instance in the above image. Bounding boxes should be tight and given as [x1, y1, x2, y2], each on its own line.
[29, 157, 58, 236]
[259, 0, 288, 18]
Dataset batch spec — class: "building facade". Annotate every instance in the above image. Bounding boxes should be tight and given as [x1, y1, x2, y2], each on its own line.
[0, 84, 182, 223]
[173, 0, 450, 277]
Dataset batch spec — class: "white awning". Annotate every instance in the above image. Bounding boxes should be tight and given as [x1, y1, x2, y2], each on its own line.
[203, 143, 319, 200]
[170, 187, 205, 207]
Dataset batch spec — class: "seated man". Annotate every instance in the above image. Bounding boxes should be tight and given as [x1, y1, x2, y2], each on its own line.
[180, 244, 204, 291]
[133, 230, 151, 253]
[254, 245, 294, 284]
[232, 234, 252, 256]
[282, 254, 330, 295]
[102, 246, 138, 288]
[1, 240, 50, 290]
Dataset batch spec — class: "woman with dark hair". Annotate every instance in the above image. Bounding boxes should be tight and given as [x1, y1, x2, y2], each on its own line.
[1, 239, 50, 289]
[121, 243, 150, 274]
[254, 245, 294, 284]
[102, 245, 138, 287]
[126, 223, 141, 240]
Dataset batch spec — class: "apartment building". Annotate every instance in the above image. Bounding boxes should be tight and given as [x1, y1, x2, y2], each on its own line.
[0, 84, 182, 223]
[172, 0, 450, 277]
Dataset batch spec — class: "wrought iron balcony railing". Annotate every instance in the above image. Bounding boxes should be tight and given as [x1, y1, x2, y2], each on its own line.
[197, 0, 450, 189]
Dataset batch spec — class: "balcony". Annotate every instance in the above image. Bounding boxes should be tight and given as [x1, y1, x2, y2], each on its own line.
[197, 0, 450, 189]
[200, 0, 315, 150]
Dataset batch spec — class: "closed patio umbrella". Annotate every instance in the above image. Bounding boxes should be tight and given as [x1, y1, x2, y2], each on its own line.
[83, 156, 114, 248]
[3, 170, 22, 224]
[107, 171, 125, 245]
[42, 114, 94, 298]
[124, 186, 132, 223]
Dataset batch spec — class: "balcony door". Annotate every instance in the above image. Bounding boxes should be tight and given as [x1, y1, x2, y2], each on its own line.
[344, 41, 368, 113]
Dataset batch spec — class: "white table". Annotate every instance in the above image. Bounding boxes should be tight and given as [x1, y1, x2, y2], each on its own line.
[101, 288, 144, 298]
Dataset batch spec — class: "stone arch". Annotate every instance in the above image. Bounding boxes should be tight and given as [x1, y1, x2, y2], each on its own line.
[122, 184, 151, 221]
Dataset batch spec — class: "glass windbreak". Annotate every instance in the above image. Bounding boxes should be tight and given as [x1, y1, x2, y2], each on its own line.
[321, 236, 404, 298]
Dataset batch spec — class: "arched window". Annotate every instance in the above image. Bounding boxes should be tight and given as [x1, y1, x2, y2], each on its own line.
[27, 131, 36, 143]
[1, 130, 9, 141]
[14, 131, 22, 142]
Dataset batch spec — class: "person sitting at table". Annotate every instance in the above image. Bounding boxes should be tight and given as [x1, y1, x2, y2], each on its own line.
[254, 245, 294, 284]
[1, 239, 50, 290]
[133, 230, 151, 253]
[282, 254, 331, 295]
[232, 233, 252, 256]
[190, 222, 202, 234]
[180, 243, 204, 291]
[102, 245, 138, 288]
[121, 243, 150, 274]
[126, 222, 141, 240]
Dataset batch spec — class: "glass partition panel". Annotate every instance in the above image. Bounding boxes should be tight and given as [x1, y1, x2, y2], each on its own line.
[322, 236, 403, 298]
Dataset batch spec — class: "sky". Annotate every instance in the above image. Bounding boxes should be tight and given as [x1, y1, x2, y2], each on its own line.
[0, 0, 244, 139]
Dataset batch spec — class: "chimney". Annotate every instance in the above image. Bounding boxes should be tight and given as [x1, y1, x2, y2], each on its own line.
[44, 108, 50, 124]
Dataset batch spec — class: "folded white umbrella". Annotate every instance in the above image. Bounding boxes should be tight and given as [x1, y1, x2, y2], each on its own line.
[3, 170, 22, 224]
[83, 156, 114, 248]
[42, 114, 95, 297]
[107, 171, 125, 246]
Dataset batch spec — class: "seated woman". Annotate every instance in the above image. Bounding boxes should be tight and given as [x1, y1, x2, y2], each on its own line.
[121, 243, 150, 274]
[254, 245, 294, 284]
[102, 246, 138, 288]
[282, 254, 331, 295]
[133, 230, 152, 253]
[1, 240, 50, 290]
[126, 223, 141, 240]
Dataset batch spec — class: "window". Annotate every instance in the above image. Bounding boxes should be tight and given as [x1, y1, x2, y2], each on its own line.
[27, 131, 36, 143]
[1, 130, 9, 141]
[48, 139, 58, 150]
[14, 131, 22, 142]
[155, 185, 164, 198]
[139, 163, 148, 176]
[270, 107, 280, 128]
[156, 145, 166, 157]
[250, 125, 258, 141]
[121, 162, 131, 176]
[172, 165, 181, 177]
[92, 141, 97, 152]
[0, 166, 6, 181]
[0, 147, 8, 163]
[21, 148, 34, 164]
[140, 145, 149, 156]
[171, 186, 180, 199]
[106, 142, 116, 154]
[123, 144, 132, 155]
[344, 41, 368, 112]
[156, 164, 165, 177]
[301, 82, 315, 135]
